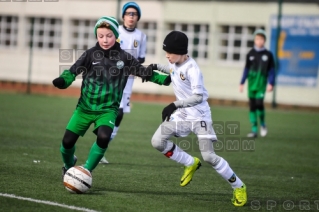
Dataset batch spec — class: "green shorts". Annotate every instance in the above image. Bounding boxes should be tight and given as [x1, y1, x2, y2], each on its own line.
[66, 108, 117, 136]
[248, 90, 266, 99]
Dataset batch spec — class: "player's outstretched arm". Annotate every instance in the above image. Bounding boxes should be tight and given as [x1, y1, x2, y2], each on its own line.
[52, 51, 89, 89]
[52, 70, 76, 89]
[144, 64, 171, 86]
[129, 59, 171, 85]
[156, 64, 171, 74]
[148, 65, 171, 86]
[162, 94, 203, 122]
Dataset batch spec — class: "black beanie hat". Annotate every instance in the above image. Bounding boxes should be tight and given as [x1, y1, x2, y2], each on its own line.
[163, 31, 188, 55]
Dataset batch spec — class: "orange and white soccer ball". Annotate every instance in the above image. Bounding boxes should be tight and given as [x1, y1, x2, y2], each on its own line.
[63, 166, 92, 194]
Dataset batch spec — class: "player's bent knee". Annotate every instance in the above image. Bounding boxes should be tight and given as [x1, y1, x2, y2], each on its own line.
[62, 130, 79, 149]
[96, 126, 113, 149]
[151, 136, 166, 152]
[256, 99, 264, 110]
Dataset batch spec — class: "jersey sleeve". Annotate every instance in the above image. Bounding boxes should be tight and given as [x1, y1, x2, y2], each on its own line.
[187, 66, 204, 95]
[148, 71, 171, 86]
[244, 53, 250, 69]
[69, 51, 90, 76]
[60, 51, 90, 88]
[268, 51, 275, 71]
[267, 52, 276, 86]
[157, 64, 171, 74]
[138, 33, 147, 62]
[240, 53, 251, 85]
[128, 55, 151, 79]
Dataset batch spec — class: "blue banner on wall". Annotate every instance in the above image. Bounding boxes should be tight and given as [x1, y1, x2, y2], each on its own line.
[270, 15, 319, 87]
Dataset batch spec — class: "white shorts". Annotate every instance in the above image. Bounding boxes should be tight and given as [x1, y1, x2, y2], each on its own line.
[119, 93, 131, 113]
[164, 111, 217, 140]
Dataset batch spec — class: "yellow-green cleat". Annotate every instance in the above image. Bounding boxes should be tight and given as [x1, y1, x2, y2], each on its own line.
[231, 184, 247, 206]
[180, 157, 201, 187]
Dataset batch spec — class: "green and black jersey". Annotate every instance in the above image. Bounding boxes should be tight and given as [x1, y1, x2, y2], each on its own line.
[240, 48, 275, 92]
[59, 42, 169, 113]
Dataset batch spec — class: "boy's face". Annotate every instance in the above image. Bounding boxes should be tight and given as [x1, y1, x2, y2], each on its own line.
[254, 34, 265, 48]
[165, 52, 183, 64]
[123, 7, 138, 28]
[96, 27, 116, 50]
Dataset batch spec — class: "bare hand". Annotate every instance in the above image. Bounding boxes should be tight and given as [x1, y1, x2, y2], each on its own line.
[267, 84, 273, 92]
[239, 84, 244, 93]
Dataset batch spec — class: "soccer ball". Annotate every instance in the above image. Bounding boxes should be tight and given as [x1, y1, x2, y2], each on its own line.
[63, 166, 92, 194]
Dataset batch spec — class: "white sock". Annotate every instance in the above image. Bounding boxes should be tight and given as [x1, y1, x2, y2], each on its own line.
[111, 126, 119, 140]
[213, 157, 243, 189]
[162, 140, 194, 166]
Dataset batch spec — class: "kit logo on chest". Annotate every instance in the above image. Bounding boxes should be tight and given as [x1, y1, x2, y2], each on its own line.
[117, 60, 124, 69]
[134, 40, 139, 48]
[170, 68, 174, 75]
[262, 55, 268, 61]
[180, 72, 186, 81]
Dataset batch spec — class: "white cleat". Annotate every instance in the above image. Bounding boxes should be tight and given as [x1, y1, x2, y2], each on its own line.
[260, 126, 268, 137]
[99, 156, 109, 164]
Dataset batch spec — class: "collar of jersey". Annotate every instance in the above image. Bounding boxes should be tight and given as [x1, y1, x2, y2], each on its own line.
[253, 46, 266, 52]
[95, 42, 121, 58]
[122, 24, 135, 32]
[176, 56, 190, 68]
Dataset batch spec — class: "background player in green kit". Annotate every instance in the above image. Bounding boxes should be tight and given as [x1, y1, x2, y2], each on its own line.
[239, 29, 275, 138]
[52, 16, 168, 178]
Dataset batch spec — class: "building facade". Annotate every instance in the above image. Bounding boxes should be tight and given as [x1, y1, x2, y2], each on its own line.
[0, 0, 318, 106]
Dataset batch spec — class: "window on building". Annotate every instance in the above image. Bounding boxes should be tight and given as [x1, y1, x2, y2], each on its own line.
[0, 15, 18, 48]
[26, 17, 62, 50]
[70, 19, 96, 50]
[167, 23, 209, 61]
[138, 21, 157, 56]
[218, 25, 265, 63]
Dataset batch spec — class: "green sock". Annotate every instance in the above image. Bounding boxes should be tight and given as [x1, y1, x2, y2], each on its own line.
[60, 144, 75, 169]
[84, 142, 107, 171]
[257, 109, 265, 127]
[249, 111, 258, 133]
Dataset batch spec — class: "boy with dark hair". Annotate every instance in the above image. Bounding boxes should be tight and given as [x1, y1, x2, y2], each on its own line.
[240, 29, 275, 138]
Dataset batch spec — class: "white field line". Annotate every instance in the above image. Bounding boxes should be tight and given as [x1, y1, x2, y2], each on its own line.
[0, 193, 100, 212]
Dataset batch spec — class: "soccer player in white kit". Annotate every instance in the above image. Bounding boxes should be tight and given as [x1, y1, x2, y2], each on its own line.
[100, 2, 146, 164]
[149, 31, 247, 206]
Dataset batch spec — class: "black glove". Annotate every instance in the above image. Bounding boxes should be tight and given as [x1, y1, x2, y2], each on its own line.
[149, 63, 157, 71]
[52, 77, 65, 89]
[162, 103, 177, 122]
[141, 64, 155, 83]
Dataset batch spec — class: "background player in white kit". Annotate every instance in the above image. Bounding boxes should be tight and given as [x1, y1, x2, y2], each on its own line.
[100, 2, 146, 164]
[148, 31, 247, 207]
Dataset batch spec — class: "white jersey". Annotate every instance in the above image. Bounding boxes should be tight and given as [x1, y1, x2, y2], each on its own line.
[118, 25, 147, 94]
[163, 57, 210, 119]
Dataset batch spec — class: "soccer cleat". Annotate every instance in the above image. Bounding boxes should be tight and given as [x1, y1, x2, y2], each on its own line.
[247, 132, 257, 138]
[62, 155, 77, 180]
[231, 184, 247, 207]
[180, 157, 201, 187]
[99, 156, 109, 164]
[260, 126, 268, 137]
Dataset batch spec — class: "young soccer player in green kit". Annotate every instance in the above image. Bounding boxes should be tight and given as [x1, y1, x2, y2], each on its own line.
[52, 16, 170, 179]
[240, 29, 275, 138]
